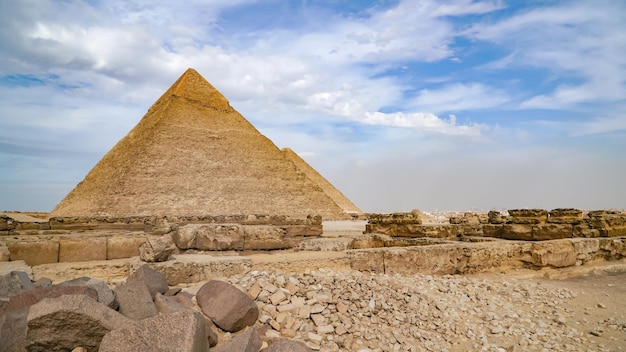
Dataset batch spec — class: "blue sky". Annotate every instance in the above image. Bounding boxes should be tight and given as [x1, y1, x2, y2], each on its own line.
[1, 0, 625, 212]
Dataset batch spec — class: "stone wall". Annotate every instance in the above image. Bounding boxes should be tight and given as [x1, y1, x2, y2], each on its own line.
[0, 214, 324, 266]
[349, 237, 626, 275]
[483, 209, 626, 240]
[364, 209, 626, 241]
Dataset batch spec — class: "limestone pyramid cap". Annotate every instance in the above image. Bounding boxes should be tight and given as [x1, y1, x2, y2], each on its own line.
[153, 68, 232, 112]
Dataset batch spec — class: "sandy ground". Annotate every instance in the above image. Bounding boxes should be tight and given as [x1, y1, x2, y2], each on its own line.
[465, 262, 626, 351]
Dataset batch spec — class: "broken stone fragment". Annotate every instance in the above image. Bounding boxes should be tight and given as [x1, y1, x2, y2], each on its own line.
[25, 294, 132, 352]
[99, 310, 208, 352]
[114, 280, 158, 320]
[126, 264, 169, 299]
[196, 280, 259, 333]
[139, 235, 175, 262]
[211, 327, 262, 352]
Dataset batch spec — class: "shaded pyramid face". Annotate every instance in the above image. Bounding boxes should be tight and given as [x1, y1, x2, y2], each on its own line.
[51, 68, 357, 219]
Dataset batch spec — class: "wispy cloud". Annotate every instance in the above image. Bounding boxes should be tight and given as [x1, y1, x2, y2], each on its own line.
[412, 83, 510, 113]
[464, 1, 626, 111]
[1, 0, 625, 211]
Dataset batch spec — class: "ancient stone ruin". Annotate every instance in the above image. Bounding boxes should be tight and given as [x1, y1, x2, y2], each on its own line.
[1, 68, 625, 351]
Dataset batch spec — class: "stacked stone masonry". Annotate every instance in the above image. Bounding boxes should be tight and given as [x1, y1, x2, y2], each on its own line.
[364, 209, 626, 241]
[0, 214, 323, 266]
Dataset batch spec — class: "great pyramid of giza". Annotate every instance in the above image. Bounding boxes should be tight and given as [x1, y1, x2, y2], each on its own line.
[51, 68, 359, 219]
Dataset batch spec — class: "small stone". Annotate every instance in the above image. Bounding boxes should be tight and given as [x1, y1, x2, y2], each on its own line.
[337, 301, 348, 314]
[307, 332, 324, 343]
[311, 313, 326, 327]
[265, 329, 281, 338]
[261, 282, 279, 294]
[317, 325, 334, 334]
[269, 290, 288, 305]
[490, 326, 504, 334]
[335, 325, 347, 336]
[311, 304, 325, 314]
[281, 328, 297, 338]
[247, 282, 262, 300]
[276, 303, 296, 313]
[269, 319, 281, 331]
[298, 305, 311, 319]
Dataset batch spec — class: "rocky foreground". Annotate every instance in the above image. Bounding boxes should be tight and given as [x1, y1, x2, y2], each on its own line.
[224, 268, 625, 352]
[2, 263, 625, 352]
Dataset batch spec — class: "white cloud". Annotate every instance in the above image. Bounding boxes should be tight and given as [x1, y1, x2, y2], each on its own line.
[465, 1, 626, 109]
[412, 83, 510, 113]
[568, 104, 626, 136]
[361, 111, 484, 136]
[431, 0, 504, 17]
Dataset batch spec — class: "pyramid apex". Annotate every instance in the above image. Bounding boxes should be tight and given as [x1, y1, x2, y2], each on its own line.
[159, 68, 232, 111]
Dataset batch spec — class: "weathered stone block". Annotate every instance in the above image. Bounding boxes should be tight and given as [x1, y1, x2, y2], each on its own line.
[14, 222, 46, 231]
[599, 238, 626, 258]
[501, 224, 533, 240]
[529, 241, 577, 268]
[487, 211, 504, 224]
[139, 235, 175, 262]
[572, 238, 600, 264]
[383, 245, 462, 275]
[0, 246, 10, 261]
[244, 225, 288, 250]
[368, 212, 422, 225]
[482, 224, 503, 238]
[531, 224, 573, 240]
[548, 208, 583, 224]
[508, 209, 547, 224]
[461, 242, 532, 274]
[586, 211, 626, 237]
[8, 241, 59, 266]
[0, 215, 10, 231]
[107, 235, 146, 259]
[349, 235, 385, 249]
[347, 249, 384, 273]
[286, 224, 323, 236]
[59, 237, 107, 262]
[573, 222, 600, 238]
[172, 224, 198, 249]
[194, 224, 244, 250]
[449, 216, 465, 224]
[606, 226, 626, 237]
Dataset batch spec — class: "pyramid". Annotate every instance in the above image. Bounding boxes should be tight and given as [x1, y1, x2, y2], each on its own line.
[51, 68, 359, 219]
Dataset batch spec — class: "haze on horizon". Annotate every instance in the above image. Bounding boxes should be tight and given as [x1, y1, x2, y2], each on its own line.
[1, 0, 625, 213]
